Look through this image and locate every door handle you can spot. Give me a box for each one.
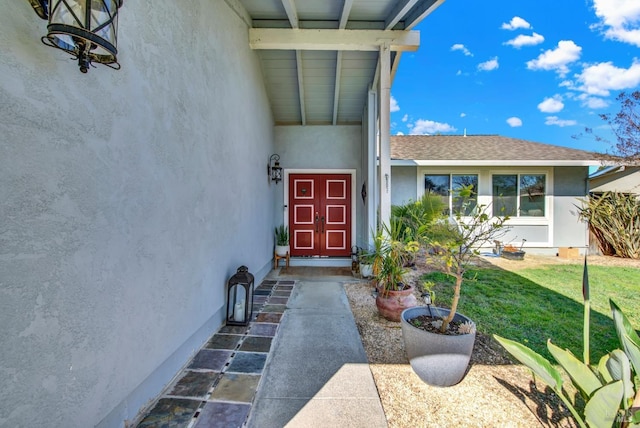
[321,216,325,233]
[315,212,319,233]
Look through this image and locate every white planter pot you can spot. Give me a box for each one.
[275,245,289,257]
[401,306,476,387]
[360,263,373,278]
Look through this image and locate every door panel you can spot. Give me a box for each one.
[289,174,351,257]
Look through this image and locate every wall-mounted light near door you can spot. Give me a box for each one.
[26,0,123,73]
[268,154,283,184]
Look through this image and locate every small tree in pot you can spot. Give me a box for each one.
[424,202,510,334]
[401,187,509,386]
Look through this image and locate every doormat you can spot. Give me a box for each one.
[278,266,354,277]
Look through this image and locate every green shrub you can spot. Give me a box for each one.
[391,192,446,241]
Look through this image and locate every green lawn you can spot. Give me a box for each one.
[421,263,640,361]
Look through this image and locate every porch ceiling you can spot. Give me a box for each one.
[234,0,445,126]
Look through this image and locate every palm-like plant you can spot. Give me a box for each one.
[275,224,289,246]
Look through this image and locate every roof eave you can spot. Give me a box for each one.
[391,159,609,167]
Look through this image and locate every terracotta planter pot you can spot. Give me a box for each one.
[375,284,418,322]
[401,306,476,387]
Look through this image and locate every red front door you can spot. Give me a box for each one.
[289,174,351,257]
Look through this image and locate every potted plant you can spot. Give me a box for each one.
[401,188,510,386]
[274,224,289,257]
[358,252,374,278]
[374,220,418,322]
[359,228,385,279]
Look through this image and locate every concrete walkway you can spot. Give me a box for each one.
[246,280,387,428]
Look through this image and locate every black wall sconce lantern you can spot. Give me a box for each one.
[27,0,123,73]
[268,154,283,184]
[226,266,255,326]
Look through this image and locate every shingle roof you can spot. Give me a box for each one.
[390,135,604,165]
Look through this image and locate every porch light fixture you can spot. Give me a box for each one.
[27,0,123,73]
[268,154,283,184]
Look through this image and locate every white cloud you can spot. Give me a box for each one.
[581,96,609,109]
[460,112,467,118]
[478,57,499,71]
[407,119,457,135]
[401,114,409,122]
[501,17,532,30]
[396,131,405,136]
[573,59,640,96]
[390,96,400,112]
[456,70,462,76]
[545,116,578,127]
[526,40,582,77]
[592,0,640,47]
[451,44,473,56]
[537,95,565,113]
[504,32,545,48]
[506,117,523,127]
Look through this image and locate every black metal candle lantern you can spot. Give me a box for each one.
[226,266,254,326]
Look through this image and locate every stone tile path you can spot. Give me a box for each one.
[135,279,294,428]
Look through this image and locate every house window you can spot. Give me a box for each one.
[492,174,546,217]
[424,175,449,210]
[424,174,478,215]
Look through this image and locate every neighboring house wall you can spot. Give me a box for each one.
[391,165,589,253]
[274,125,363,243]
[1,3,275,427]
[590,166,640,194]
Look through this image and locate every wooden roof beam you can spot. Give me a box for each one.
[249,29,420,51]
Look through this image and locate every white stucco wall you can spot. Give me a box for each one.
[391,166,418,206]
[1,2,275,427]
[553,166,590,250]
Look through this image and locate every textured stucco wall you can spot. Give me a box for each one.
[391,166,418,206]
[553,166,589,249]
[1,2,275,427]
[274,125,361,170]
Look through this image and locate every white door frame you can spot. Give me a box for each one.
[283,168,356,266]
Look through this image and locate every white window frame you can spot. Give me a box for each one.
[418,169,481,218]
[417,167,553,222]
[488,169,552,226]
[416,167,554,248]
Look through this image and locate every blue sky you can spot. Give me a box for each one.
[390,0,640,154]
